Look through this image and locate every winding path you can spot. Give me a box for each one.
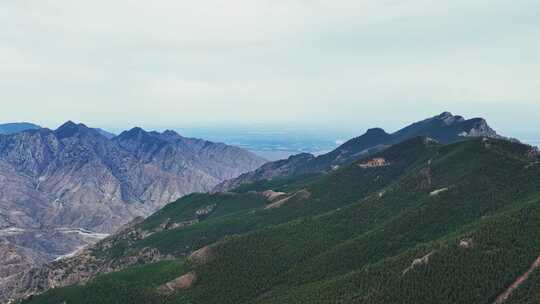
[494,256,540,304]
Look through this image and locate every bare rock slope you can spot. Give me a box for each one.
[0,121,265,293]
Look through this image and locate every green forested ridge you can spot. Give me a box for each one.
[23,137,540,304]
[94,137,431,261]
[24,260,189,304]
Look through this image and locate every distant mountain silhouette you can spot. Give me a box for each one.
[0,122,40,135]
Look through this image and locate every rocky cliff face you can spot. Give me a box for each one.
[0,121,266,297]
[214,112,509,192]
[4,234,169,302]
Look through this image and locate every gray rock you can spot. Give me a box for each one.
[0,121,266,301]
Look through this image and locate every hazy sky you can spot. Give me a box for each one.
[1,1,539,138]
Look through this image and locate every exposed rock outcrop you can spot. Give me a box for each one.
[189,246,214,266]
[459,238,474,249]
[261,190,286,201]
[195,204,217,217]
[157,271,197,295]
[264,189,311,210]
[0,122,266,302]
[402,252,434,275]
[430,188,449,196]
[358,157,389,168]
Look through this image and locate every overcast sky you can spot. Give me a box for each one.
[1,1,539,138]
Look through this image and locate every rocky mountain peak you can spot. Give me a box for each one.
[121,127,178,143]
[115,127,155,142]
[113,127,172,158]
[122,126,146,136]
[56,120,81,130]
[54,121,95,139]
[462,118,500,138]
[288,152,316,161]
[433,112,465,126]
[436,111,453,118]
[158,130,184,143]
[365,128,389,137]
[333,127,390,154]
[162,130,181,137]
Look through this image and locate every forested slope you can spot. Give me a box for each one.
[22,137,540,304]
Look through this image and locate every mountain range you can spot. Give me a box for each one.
[213,112,506,192]
[3,112,535,304]
[0,121,266,297]
[11,125,540,304]
[0,123,41,135]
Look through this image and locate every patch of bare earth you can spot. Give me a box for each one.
[493,256,540,304]
[402,251,434,275]
[358,157,389,169]
[430,187,448,196]
[459,238,474,249]
[188,246,214,265]
[157,271,197,295]
[264,196,292,209]
[261,190,286,201]
[264,189,311,210]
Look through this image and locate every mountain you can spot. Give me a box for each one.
[13,135,540,304]
[0,122,116,138]
[0,122,40,135]
[94,128,116,139]
[0,121,265,295]
[213,112,507,192]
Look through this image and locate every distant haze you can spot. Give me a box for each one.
[1,1,539,140]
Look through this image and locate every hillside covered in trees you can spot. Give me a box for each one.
[19,136,540,304]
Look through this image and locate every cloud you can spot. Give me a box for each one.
[0,0,539,135]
